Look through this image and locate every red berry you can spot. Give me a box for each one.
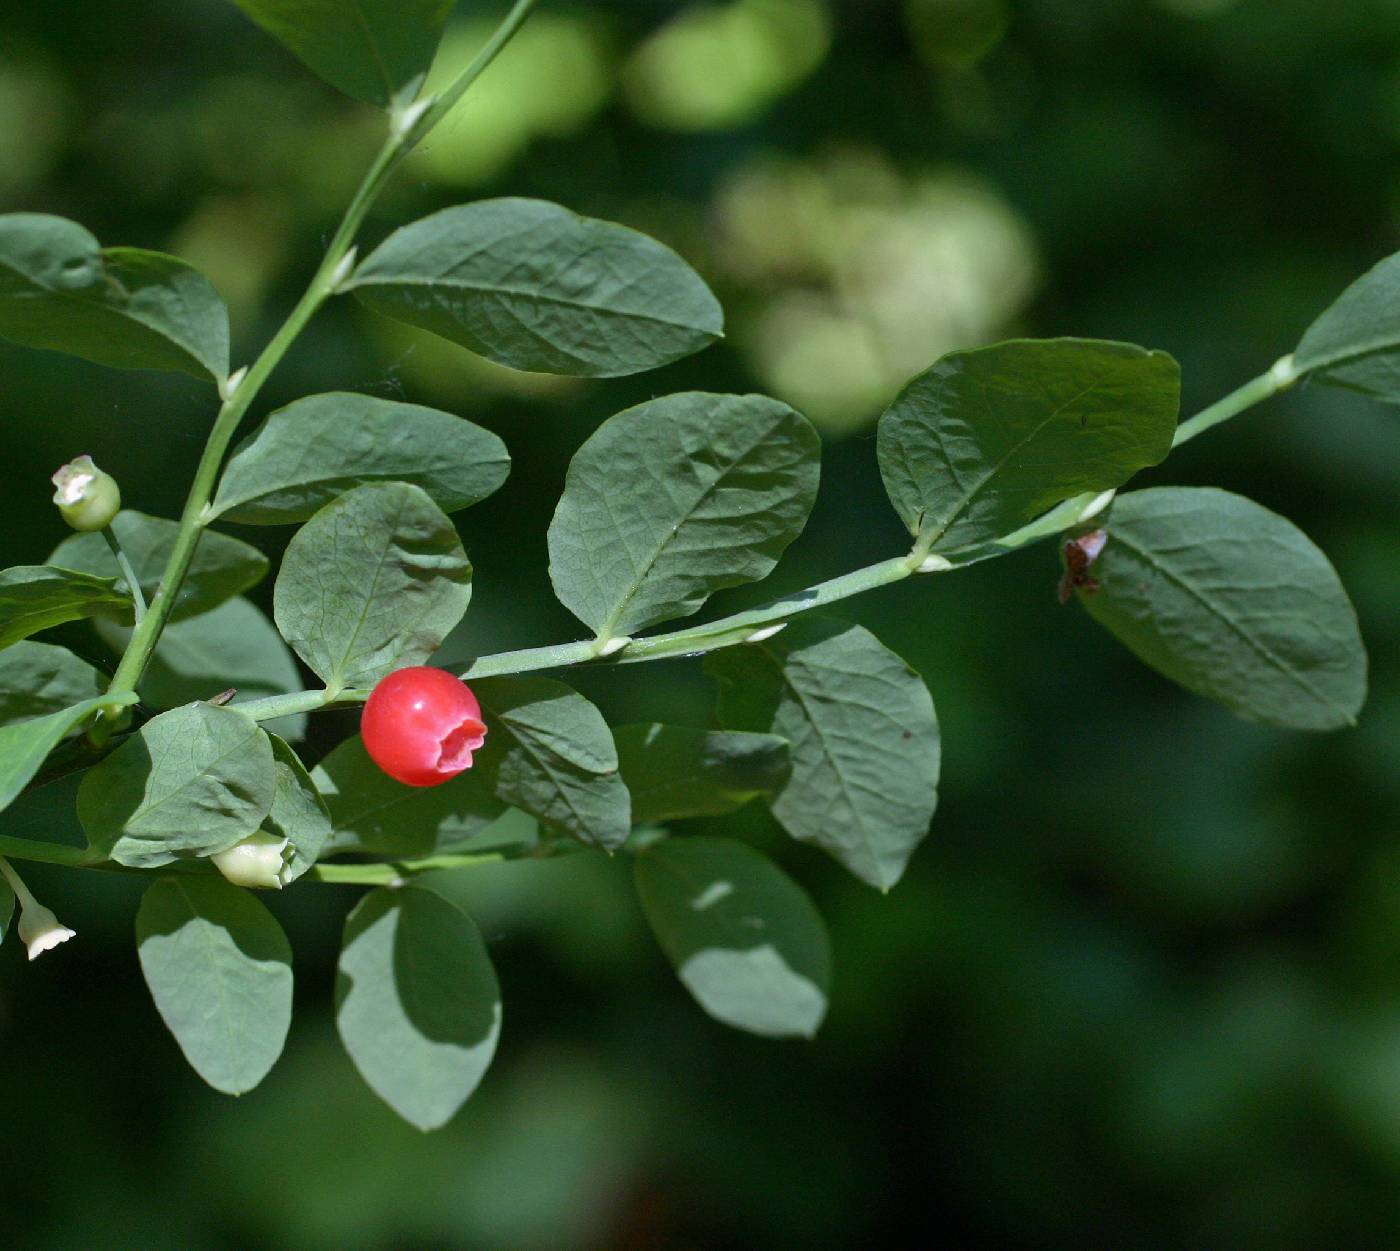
[361,667,487,788]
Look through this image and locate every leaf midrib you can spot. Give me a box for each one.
[354,271,713,337]
[597,411,789,638]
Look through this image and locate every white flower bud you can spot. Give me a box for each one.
[18,901,77,961]
[210,832,292,890]
[51,454,121,531]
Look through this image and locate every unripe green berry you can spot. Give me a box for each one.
[51,455,120,531]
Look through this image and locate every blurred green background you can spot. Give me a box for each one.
[3,0,1400,1246]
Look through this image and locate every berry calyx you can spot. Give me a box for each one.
[361,667,487,788]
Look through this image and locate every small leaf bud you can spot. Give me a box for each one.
[51,455,120,532]
[210,832,292,890]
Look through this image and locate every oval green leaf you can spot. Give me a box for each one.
[347,199,724,377]
[273,482,472,688]
[615,724,790,825]
[707,617,940,891]
[136,876,292,1094]
[50,511,268,623]
[96,596,308,741]
[211,392,510,525]
[634,836,831,1039]
[0,691,138,814]
[548,393,820,638]
[336,885,502,1131]
[1077,487,1367,730]
[78,702,277,867]
[0,641,107,727]
[0,214,228,381]
[877,338,1179,553]
[1294,252,1400,401]
[229,0,454,108]
[0,565,131,648]
[312,733,504,859]
[470,676,631,851]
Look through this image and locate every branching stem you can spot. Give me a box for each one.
[235,359,1294,726]
[103,0,541,702]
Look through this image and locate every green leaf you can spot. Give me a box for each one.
[96,596,308,741]
[471,676,631,851]
[0,214,229,381]
[211,392,510,525]
[1077,487,1367,730]
[877,338,1180,553]
[0,565,131,648]
[707,618,940,890]
[262,734,331,882]
[0,877,13,945]
[229,0,453,108]
[1294,252,1400,401]
[547,393,819,638]
[50,511,268,623]
[0,692,138,814]
[634,836,830,1039]
[347,199,724,377]
[274,482,471,688]
[0,641,106,727]
[312,734,504,859]
[136,876,292,1094]
[78,703,277,867]
[615,724,790,825]
[336,885,501,1130]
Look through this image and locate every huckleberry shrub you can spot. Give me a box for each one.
[0,0,1384,1127]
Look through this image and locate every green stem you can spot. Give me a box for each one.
[394,0,541,146]
[0,833,530,884]
[236,554,935,723]
[1171,354,1297,449]
[233,351,1299,722]
[306,850,513,885]
[0,855,40,907]
[104,3,540,701]
[102,526,146,622]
